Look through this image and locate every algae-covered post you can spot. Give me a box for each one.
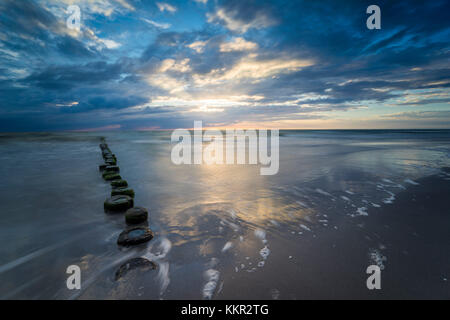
[104,194,134,212]
[117,226,154,246]
[111,179,128,188]
[102,172,121,181]
[104,165,120,173]
[111,187,135,198]
[98,138,154,248]
[125,207,148,224]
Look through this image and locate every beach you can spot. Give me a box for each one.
[0,130,449,299]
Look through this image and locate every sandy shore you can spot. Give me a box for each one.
[217,170,450,299]
[1,132,449,299]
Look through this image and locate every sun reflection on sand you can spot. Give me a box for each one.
[157,156,312,246]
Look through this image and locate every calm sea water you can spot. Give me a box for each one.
[0,130,449,299]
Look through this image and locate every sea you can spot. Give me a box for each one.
[0,129,449,299]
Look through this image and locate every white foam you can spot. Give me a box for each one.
[382,190,395,204]
[345,190,355,195]
[350,207,368,217]
[203,269,220,300]
[341,196,351,201]
[157,261,170,296]
[138,238,173,297]
[356,207,368,216]
[316,188,332,197]
[159,238,172,257]
[222,219,240,232]
[270,220,280,227]
[217,281,224,295]
[296,200,308,208]
[300,224,311,231]
[368,249,387,270]
[404,179,419,185]
[254,228,267,244]
[221,241,233,253]
[371,203,380,207]
[260,246,270,260]
[143,237,172,260]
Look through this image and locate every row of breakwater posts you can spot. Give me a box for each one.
[99,138,157,280]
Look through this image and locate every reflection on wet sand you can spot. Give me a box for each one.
[1,130,450,299]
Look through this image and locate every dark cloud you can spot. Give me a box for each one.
[0,0,449,130]
[56,36,96,58]
[0,0,58,41]
[209,0,279,33]
[0,0,104,62]
[77,95,149,112]
[24,61,124,89]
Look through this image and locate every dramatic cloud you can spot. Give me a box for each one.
[142,18,171,30]
[207,2,278,33]
[156,2,177,13]
[0,0,449,131]
[219,37,258,52]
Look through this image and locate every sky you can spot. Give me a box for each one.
[0,0,449,131]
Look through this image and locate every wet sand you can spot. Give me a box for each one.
[1,131,449,299]
[356,171,450,299]
[218,171,450,299]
